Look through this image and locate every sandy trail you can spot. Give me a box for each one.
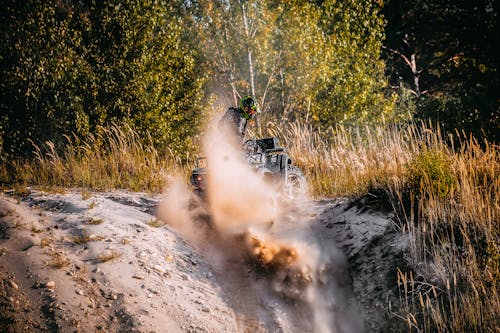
[0,190,239,332]
[181,196,364,333]
[1,187,407,332]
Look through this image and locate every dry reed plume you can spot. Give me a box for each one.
[1,118,497,331]
[2,123,185,192]
[260,120,498,332]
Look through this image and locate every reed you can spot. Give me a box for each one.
[395,135,499,332]
[262,120,421,197]
[261,120,498,332]
[1,123,189,192]
[1,118,498,331]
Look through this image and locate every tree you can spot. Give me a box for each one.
[78,0,207,155]
[0,0,84,155]
[191,1,277,108]
[0,0,207,157]
[382,0,499,141]
[310,0,395,127]
[190,0,396,131]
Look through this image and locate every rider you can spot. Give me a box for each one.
[221,95,257,141]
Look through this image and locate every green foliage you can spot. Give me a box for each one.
[0,1,81,155]
[4,123,179,192]
[407,147,455,198]
[191,0,396,130]
[392,83,417,123]
[0,0,207,159]
[416,93,499,143]
[310,0,396,127]
[76,1,207,156]
[382,0,499,142]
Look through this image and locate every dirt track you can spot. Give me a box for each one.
[0,189,409,332]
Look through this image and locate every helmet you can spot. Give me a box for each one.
[240,95,256,111]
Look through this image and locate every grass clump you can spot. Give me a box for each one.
[30,224,43,233]
[81,189,92,200]
[146,219,164,228]
[407,147,455,198]
[97,250,122,263]
[48,254,70,268]
[73,231,103,244]
[40,238,51,248]
[87,218,104,225]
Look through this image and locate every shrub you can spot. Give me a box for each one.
[407,147,455,198]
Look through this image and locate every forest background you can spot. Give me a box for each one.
[1,0,498,162]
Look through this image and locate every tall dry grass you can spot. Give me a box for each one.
[1,118,498,331]
[264,120,423,197]
[262,120,499,332]
[395,136,499,333]
[1,124,186,192]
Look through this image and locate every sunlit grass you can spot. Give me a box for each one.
[73,233,104,244]
[260,120,498,332]
[97,249,122,263]
[146,218,164,228]
[262,120,420,197]
[87,218,104,225]
[395,136,499,333]
[1,123,189,192]
[47,253,70,269]
[1,119,498,332]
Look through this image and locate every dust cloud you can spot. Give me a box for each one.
[158,117,362,333]
[158,177,207,244]
[204,124,280,234]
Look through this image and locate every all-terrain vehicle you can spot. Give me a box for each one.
[190,137,306,199]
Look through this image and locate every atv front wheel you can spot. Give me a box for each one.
[284,166,306,198]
